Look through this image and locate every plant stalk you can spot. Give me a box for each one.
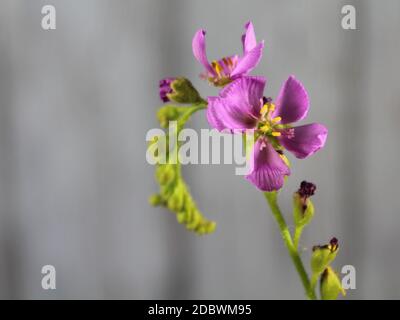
[264,191,316,300]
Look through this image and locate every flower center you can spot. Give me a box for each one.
[209,56,238,86]
[258,99,283,137]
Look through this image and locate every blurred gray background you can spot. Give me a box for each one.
[0,0,399,299]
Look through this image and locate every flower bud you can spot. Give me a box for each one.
[176,211,186,224]
[294,181,316,221]
[159,77,203,104]
[148,193,163,206]
[155,165,176,186]
[311,237,339,275]
[167,186,185,212]
[320,266,346,300]
[293,191,314,228]
[156,105,180,128]
[196,220,217,235]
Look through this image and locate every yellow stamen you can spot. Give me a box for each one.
[327,243,338,252]
[279,154,290,167]
[222,57,232,67]
[260,125,270,133]
[212,60,222,77]
[268,103,276,112]
[272,116,282,124]
[260,104,269,115]
[271,131,281,137]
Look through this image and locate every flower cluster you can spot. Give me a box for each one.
[158,22,328,193]
[152,21,346,300]
[149,105,216,235]
[193,21,328,192]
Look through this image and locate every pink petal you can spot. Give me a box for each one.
[273,75,309,124]
[278,123,328,159]
[245,139,290,192]
[207,76,266,131]
[230,41,264,78]
[192,29,215,75]
[242,21,257,54]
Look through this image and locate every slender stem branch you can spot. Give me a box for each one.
[177,103,207,128]
[293,226,303,250]
[264,192,316,300]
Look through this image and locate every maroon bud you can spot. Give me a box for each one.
[298,181,316,199]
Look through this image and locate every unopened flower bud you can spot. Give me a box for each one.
[311,237,339,275]
[176,211,186,224]
[157,105,180,128]
[167,186,185,212]
[155,165,176,185]
[148,193,163,206]
[196,220,217,235]
[159,77,203,104]
[298,180,316,198]
[320,266,346,300]
[293,191,314,228]
[293,181,316,248]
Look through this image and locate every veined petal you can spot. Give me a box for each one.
[245,139,290,192]
[219,76,266,113]
[192,29,215,75]
[207,96,258,131]
[230,41,264,78]
[206,76,266,131]
[279,123,328,159]
[206,97,234,131]
[242,21,257,54]
[273,75,309,124]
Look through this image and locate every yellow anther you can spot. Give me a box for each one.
[272,116,282,124]
[260,104,269,115]
[260,125,270,133]
[271,131,281,137]
[327,243,338,253]
[212,60,222,77]
[269,103,276,112]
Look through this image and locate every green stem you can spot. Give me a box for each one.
[264,191,316,300]
[293,226,303,250]
[310,273,319,293]
[177,103,207,128]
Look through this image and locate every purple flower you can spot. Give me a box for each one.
[206,76,328,192]
[192,21,264,87]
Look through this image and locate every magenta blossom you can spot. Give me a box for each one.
[192,21,264,87]
[207,76,328,191]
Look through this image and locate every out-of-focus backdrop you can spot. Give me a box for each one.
[0,0,399,299]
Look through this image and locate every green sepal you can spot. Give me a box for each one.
[167,77,204,105]
[320,266,346,300]
[311,241,339,276]
[293,192,315,229]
